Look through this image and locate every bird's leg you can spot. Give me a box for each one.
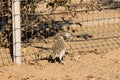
[48,55,56,63]
[59,56,65,65]
[56,57,61,63]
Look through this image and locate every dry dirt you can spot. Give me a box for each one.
[0,49,120,80]
[0,2,120,80]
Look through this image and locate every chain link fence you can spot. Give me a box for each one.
[0,0,120,66]
[0,0,13,66]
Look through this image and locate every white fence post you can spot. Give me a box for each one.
[12,0,21,65]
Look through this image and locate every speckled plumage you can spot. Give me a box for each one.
[50,35,66,60]
[49,32,73,63]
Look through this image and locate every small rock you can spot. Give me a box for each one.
[74,55,81,62]
[8,75,12,79]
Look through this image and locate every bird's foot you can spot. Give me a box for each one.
[60,61,65,65]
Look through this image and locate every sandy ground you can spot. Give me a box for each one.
[0,2,120,80]
[0,49,120,80]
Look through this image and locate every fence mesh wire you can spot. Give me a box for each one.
[0,0,120,66]
[0,0,13,66]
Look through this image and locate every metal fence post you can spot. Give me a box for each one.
[12,0,21,65]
